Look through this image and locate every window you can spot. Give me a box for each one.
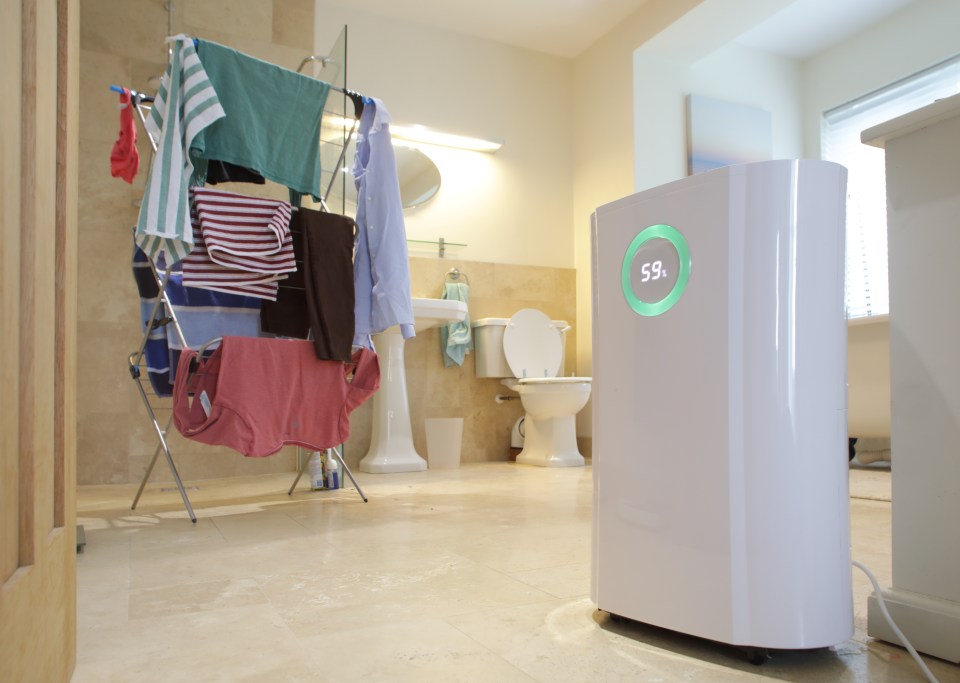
[821,55,960,319]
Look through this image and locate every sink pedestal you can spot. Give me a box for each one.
[359,298,467,474]
[358,329,427,473]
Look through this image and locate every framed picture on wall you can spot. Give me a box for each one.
[686,94,772,175]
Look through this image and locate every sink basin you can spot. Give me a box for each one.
[359,297,469,474]
[412,297,468,332]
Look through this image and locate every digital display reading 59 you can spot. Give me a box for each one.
[640,259,667,283]
[621,224,690,317]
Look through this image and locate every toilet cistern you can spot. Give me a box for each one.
[358,298,468,474]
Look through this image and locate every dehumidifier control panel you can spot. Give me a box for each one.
[620,223,690,316]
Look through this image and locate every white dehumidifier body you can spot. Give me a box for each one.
[590,159,853,650]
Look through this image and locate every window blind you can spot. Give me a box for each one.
[821,54,960,319]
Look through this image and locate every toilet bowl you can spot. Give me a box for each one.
[473,309,592,467]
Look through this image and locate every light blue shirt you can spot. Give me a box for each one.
[352,97,415,348]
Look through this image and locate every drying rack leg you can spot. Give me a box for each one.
[287,447,368,503]
[158,445,197,523]
[331,447,367,503]
[131,416,169,509]
[288,448,310,496]
[128,359,197,523]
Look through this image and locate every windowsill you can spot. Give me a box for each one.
[847,313,889,327]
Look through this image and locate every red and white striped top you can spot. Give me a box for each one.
[182,187,296,300]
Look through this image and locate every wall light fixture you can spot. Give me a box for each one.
[326,116,502,153]
[389,124,502,153]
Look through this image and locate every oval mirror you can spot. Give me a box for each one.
[394,146,442,208]
[339,145,441,210]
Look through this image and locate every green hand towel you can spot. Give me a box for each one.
[440,282,472,367]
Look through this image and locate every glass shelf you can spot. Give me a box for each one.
[407,238,466,258]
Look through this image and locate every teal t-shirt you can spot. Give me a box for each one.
[192,40,330,201]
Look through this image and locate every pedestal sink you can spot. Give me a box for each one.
[359,298,468,473]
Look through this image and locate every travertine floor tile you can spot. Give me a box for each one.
[73,464,959,683]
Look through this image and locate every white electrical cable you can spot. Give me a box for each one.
[852,560,940,683]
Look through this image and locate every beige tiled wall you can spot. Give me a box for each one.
[77,0,314,485]
[76,1,581,484]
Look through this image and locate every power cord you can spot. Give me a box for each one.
[852,560,940,683]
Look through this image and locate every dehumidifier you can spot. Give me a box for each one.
[590,159,852,655]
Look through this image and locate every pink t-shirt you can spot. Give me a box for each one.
[173,337,379,457]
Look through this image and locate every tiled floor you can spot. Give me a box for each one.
[74,463,958,682]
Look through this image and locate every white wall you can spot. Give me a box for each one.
[632,44,803,194]
[848,319,891,437]
[313,2,575,268]
[801,0,960,160]
[801,0,960,437]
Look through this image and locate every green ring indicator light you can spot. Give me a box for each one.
[621,224,690,316]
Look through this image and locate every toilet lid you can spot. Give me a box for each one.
[503,308,562,379]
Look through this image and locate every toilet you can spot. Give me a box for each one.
[473,309,592,467]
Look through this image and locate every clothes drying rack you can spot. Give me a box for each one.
[121,63,369,523]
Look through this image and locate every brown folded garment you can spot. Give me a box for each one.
[260,208,356,362]
[259,227,309,338]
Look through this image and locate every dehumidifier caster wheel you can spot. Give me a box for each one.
[743,647,769,665]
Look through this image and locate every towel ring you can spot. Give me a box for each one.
[445,267,469,285]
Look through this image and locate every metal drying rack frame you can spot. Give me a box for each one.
[115,42,370,522]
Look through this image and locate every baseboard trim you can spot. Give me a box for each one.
[867,587,960,663]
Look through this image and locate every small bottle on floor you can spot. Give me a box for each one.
[308,452,325,490]
[325,452,340,490]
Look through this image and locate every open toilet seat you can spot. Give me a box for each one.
[503,308,563,379]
